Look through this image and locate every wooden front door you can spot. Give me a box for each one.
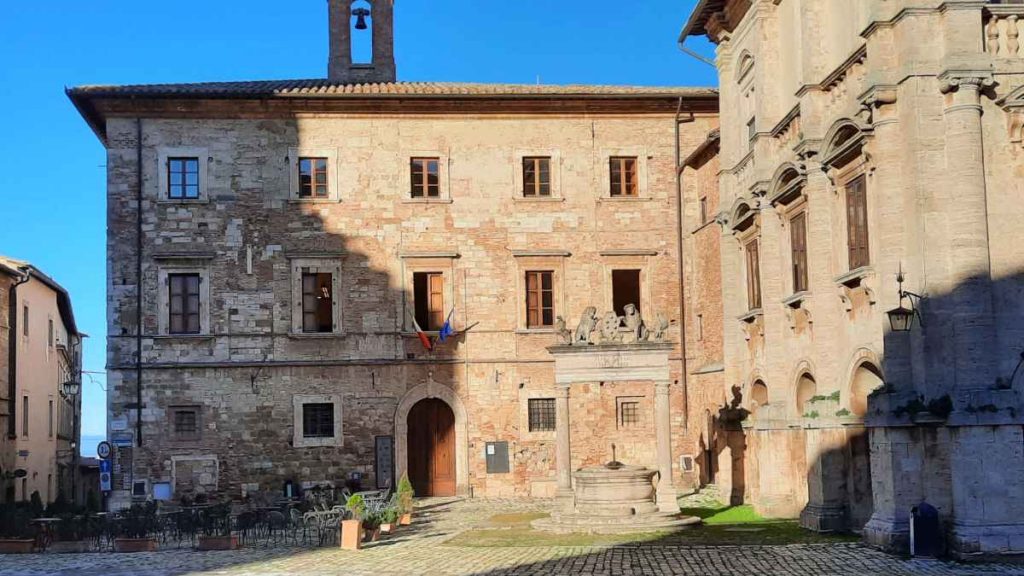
[407,398,456,497]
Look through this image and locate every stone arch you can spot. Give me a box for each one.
[729,197,758,233]
[844,347,885,417]
[820,118,869,169]
[795,371,818,417]
[749,380,769,414]
[768,162,807,204]
[395,381,470,496]
[735,50,755,84]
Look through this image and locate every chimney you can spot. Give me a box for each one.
[328,0,397,84]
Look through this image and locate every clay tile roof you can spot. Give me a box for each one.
[66,79,717,99]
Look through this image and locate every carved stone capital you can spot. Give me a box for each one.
[938,72,995,96]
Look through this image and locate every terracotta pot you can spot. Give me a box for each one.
[399,513,412,526]
[113,537,158,553]
[198,535,239,551]
[0,539,35,554]
[380,523,395,535]
[340,519,362,550]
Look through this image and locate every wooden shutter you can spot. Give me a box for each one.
[525,271,554,328]
[428,273,444,330]
[846,176,869,269]
[790,212,808,293]
[746,240,762,310]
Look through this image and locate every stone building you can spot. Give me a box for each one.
[0,257,83,504]
[69,1,719,507]
[681,0,1024,559]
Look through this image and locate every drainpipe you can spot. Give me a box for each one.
[7,268,30,440]
[675,98,696,430]
[135,117,144,448]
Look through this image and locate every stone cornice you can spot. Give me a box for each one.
[796,45,868,98]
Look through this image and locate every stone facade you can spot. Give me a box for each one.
[682,0,1024,560]
[71,3,719,507]
[0,265,13,503]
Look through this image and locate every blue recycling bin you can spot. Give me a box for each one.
[911,501,940,557]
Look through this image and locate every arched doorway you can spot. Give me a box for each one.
[406,398,456,497]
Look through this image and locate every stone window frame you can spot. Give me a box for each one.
[511,251,568,333]
[157,147,210,204]
[616,395,646,430]
[399,253,458,334]
[597,147,650,201]
[732,208,763,320]
[292,394,343,448]
[288,147,341,203]
[169,405,202,443]
[780,197,810,300]
[600,253,654,326]
[519,390,557,440]
[156,263,211,337]
[512,149,564,202]
[288,257,343,336]
[401,149,452,204]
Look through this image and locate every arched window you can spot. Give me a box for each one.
[750,380,768,414]
[351,0,373,64]
[796,373,817,416]
[850,363,884,417]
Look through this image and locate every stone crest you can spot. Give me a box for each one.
[563,304,670,346]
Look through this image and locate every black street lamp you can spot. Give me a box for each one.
[886,265,925,332]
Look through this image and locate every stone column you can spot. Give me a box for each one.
[555,383,573,500]
[937,72,996,391]
[655,380,681,513]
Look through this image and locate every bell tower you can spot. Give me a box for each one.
[327,0,396,84]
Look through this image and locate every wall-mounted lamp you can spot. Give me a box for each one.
[886,264,925,332]
[60,380,81,399]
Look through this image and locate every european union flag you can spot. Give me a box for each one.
[438,309,456,343]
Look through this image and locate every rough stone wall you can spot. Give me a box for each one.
[694,0,1024,557]
[104,111,718,501]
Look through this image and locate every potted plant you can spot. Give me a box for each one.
[379,507,399,535]
[396,473,415,526]
[0,503,36,554]
[49,512,92,553]
[340,494,365,550]
[197,502,238,551]
[362,511,381,542]
[113,502,160,552]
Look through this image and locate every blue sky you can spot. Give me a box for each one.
[0,1,717,440]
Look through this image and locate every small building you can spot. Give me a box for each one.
[0,257,83,504]
[69,1,720,508]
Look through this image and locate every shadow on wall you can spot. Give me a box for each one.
[138,114,461,501]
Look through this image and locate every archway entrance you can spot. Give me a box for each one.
[406,398,455,497]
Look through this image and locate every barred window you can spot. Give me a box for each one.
[618,399,641,429]
[171,407,200,442]
[303,403,335,439]
[528,398,556,432]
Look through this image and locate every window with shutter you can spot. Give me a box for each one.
[745,239,762,310]
[525,271,554,328]
[790,211,808,293]
[301,272,334,333]
[168,273,201,334]
[846,176,869,270]
[413,272,444,330]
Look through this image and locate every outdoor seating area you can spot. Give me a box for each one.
[0,476,415,554]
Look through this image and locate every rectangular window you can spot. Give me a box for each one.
[22,396,28,437]
[697,314,704,341]
[301,272,334,333]
[22,305,28,337]
[302,403,335,438]
[48,319,54,347]
[525,271,554,328]
[168,273,201,335]
[167,157,200,200]
[745,239,762,310]
[528,398,556,432]
[410,157,441,198]
[48,400,53,438]
[609,157,638,197]
[791,211,809,293]
[747,117,756,146]
[846,175,870,270]
[699,196,708,225]
[413,272,444,331]
[612,269,642,320]
[171,407,200,441]
[619,400,641,428]
[298,157,329,199]
[522,157,551,197]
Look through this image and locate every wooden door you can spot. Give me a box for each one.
[406,399,456,497]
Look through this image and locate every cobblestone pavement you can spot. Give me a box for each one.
[2,499,1023,576]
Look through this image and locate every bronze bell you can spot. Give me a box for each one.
[352,7,370,30]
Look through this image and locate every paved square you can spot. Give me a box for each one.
[1,499,1022,575]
